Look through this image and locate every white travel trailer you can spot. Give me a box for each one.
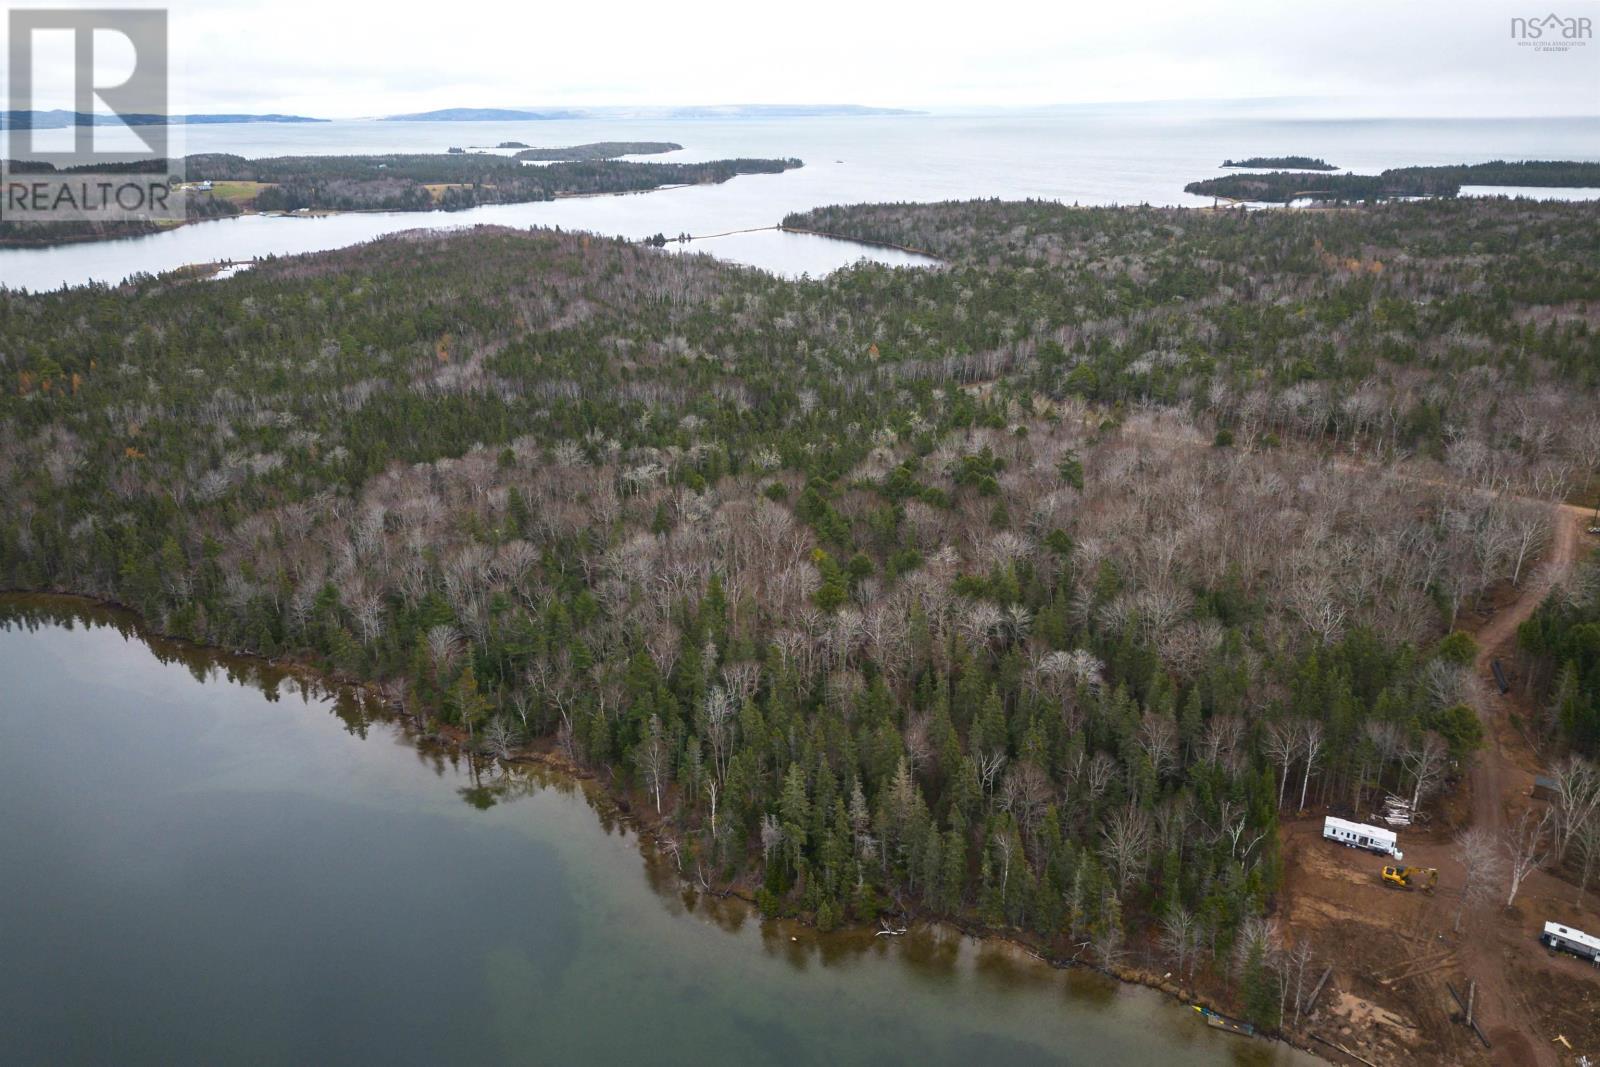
[1322,816,1402,860]
[1542,921,1600,964]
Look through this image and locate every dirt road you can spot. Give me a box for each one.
[1469,503,1589,834]
[1458,502,1592,1067]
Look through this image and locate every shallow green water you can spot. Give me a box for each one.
[0,599,1313,1065]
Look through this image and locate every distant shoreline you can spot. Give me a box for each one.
[0,110,325,129]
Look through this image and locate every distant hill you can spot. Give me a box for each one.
[0,110,325,128]
[383,108,584,122]
[631,105,921,118]
[385,104,921,122]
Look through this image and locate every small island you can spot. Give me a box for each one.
[513,141,683,161]
[1221,156,1336,170]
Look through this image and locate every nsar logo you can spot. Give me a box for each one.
[1510,12,1593,50]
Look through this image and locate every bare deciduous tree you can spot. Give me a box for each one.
[1233,915,1281,985]
[905,712,935,780]
[1507,507,1551,587]
[1403,732,1449,813]
[700,685,737,788]
[759,813,784,862]
[1100,804,1153,890]
[426,623,462,669]
[1000,761,1053,844]
[1291,576,1347,645]
[1161,903,1200,980]
[991,827,1019,902]
[1137,712,1179,783]
[1502,806,1554,908]
[1455,826,1504,932]
[1199,714,1244,772]
[1548,754,1600,862]
[976,748,1008,802]
[639,714,671,814]
[704,778,720,844]
[1287,938,1315,1028]
[1363,720,1402,795]
[1264,720,1298,810]
[482,716,515,760]
[1298,720,1325,812]
[1084,750,1117,806]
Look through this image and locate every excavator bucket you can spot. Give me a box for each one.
[1380,865,1438,891]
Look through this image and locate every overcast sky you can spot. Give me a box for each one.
[6,0,1597,117]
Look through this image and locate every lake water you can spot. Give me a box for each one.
[0,598,1312,1066]
[2,111,1596,291]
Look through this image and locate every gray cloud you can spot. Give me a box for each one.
[5,0,1594,117]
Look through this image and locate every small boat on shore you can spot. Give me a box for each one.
[1194,1006,1255,1037]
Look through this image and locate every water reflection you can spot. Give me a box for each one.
[0,594,1308,1067]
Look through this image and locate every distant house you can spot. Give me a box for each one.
[1532,775,1559,802]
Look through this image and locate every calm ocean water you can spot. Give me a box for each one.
[2,111,1597,291]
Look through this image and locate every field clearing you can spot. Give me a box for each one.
[202,180,273,204]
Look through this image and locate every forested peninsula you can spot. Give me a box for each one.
[3,197,1598,1044]
[1186,159,1600,202]
[0,152,800,246]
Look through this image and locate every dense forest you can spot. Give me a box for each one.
[1222,157,1335,170]
[1519,557,1600,756]
[512,142,683,161]
[1186,159,1600,202]
[2,197,1597,1029]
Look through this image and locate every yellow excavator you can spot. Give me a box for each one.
[1381,865,1438,892]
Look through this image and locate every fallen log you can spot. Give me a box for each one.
[1309,1032,1381,1067]
[1445,981,1492,1049]
[1379,950,1456,986]
[1302,965,1334,1015]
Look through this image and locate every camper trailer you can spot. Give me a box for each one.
[1542,922,1600,964]
[1322,816,1402,860]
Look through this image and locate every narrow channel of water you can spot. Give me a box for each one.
[0,596,1311,1066]
[0,184,936,293]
